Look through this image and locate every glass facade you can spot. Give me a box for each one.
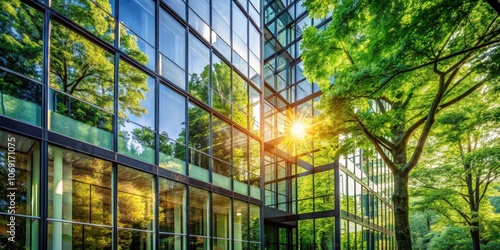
[262,0,395,249]
[0,0,394,249]
[0,0,262,248]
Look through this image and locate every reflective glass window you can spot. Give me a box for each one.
[48,145,112,249]
[188,34,210,104]
[159,85,185,142]
[0,2,43,81]
[118,118,155,164]
[159,178,186,236]
[189,187,210,248]
[1,69,42,126]
[213,193,231,248]
[249,204,260,242]
[0,131,40,219]
[233,200,248,242]
[118,166,154,249]
[52,0,115,44]
[50,21,114,111]
[232,3,248,43]
[212,55,232,117]
[160,9,186,88]
[118,60,155,129]
[119,0,155,68]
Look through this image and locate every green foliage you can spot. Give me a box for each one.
[428,226,472,250]
[302,0,500,248]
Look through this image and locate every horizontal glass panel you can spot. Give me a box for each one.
[118,229,154,249]
[160,234,186,250]
[48,221,112,249]
[234,168,248,195]
[0,70,42,126]
[49,90,113,150]
[0,2,43,81]
[160,55,186,89]
[159,136,186,174]
[212,158,231,190]
[118,119,155,164]
[188,148,210,183]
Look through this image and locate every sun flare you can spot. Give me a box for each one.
[291,122,307,138]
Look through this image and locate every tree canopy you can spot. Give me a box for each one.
[301,0,500,249]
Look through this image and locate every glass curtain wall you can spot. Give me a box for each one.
[0,0,263,248]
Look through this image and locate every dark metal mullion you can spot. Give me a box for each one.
[154,0,160,248]
[334,160,341,250]
[112,0,120,248]
[39,2,51,248]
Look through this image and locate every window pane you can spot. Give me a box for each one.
[160,9,186,68]
[48,145,112,224]
[159,179,186,234]
[189,187,209,236]
[0,69,42,126]
[188,103,210,153]
[119,0,155,44]
[117,166,154,230]
[232,3,247,43]
[212,117,231,163]
[52,0,115,44]
[118,229,154,250]
[212,56,232,117]
[48,222,112,249]
[249,204,260,242]
[160,234,187,250]
[0,2,43,81]
[118,119,155,164]
[233,200,248,241]
[50,21,114,111]
[159,136,187,174]
[0,215,38,249]
[159,84,185,142]
[119,0,155,68]
[233,128,247,170]
[212,194,231,240]
[188,34,210,105]
[119,60,155,129]
[50,90,113,150]
[0,131,40,216]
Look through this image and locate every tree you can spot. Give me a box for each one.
[301,0,500,249]
[411,90,500,249]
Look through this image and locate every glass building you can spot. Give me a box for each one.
[0,0,394,249]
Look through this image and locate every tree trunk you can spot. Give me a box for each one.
[470,224,481,250]
[393,172,412,250]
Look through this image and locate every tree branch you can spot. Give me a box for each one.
[354,115,397,172]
